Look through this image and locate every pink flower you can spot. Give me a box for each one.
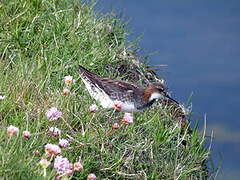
[54,156,72,174]
[68,137,74,143]
[63,88,70,96]
[112,123,120,130]
[87,173,97,180]
[45,144,61,157]
[0,95,5,100]
[59,139,69,147]
[49,127,61,137]
[64,75,74,86]
[46,107,62,121]
[34,150,41,156]
[39,159,50,168]
[89,104,98,112]
[7,125,19,136]
[73,162,83,172]
[122,113,134,124]
[114,100,123,111]
[22,130,31,139]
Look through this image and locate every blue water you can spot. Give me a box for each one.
[97,0,240,179]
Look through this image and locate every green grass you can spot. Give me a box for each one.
[0,0,214,179]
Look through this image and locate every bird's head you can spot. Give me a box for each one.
[144,82,178,104]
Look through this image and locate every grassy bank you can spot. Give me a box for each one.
[0,0,213,179]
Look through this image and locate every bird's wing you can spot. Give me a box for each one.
[78,66,143,106]
[97,78,143,103]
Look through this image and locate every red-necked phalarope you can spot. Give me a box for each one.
[78,66,178,113]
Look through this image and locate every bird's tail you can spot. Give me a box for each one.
[78,65,94,75]
[78,65,100,80]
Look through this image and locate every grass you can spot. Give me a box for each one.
[0,0,214,179]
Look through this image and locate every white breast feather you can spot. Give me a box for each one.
[81,77,138,112]
[149,92,164,101]
[121,102,137,113]
[81,78,114,108]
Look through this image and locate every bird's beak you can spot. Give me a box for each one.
[165,94,179,104]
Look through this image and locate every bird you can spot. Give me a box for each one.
[78,65,178,113]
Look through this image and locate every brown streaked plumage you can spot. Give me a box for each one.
[78,66,178,112]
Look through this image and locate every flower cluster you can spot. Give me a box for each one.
[49,127,61,137]
[40,124,85,177]
[112,123,120,129]
[122,113,134,124]
[59,139,69,147]
[63,88,70,96]
[7,125,19,136]
[46,107,62,121]
[3,73,117,179]
[7,125,32,139]
[64,75,74,86]
[34,150,41,156]
[52,155,84,176]
[22,130,31,139]
[5,74,138,179]
[89,104,98,113]
[62,75,75,96]
[73,162,83,172]
[45,144,61,157]
[87,173,97,180]
[54,156,73,174]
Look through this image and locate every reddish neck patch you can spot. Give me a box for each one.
[143,86,154,102]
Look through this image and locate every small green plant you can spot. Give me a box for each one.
[0,0,214,179]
